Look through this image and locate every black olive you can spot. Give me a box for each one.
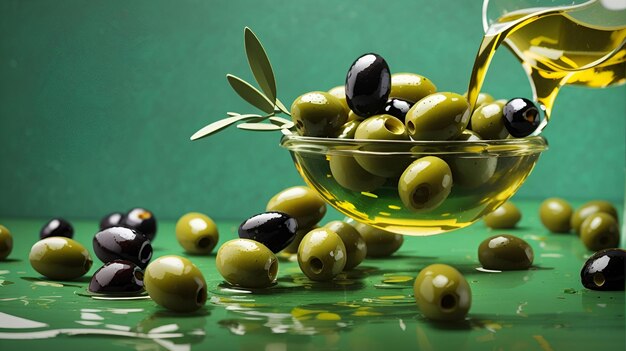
[40,218,74,239]
[502,97,541,137]
[238,212,298,253]
[89,260,144,295]
[345,53,391,117]
[100,212,124,231]
[120,208,157,241]
[580,248,625,291]
[93,227,153,268]
[383,98,413,122]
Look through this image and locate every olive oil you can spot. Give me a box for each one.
[467,3,626,132]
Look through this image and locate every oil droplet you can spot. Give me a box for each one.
[361,192,378,199]
[316,312,341,321]
[382,275,413,284]
[388,205,401,210]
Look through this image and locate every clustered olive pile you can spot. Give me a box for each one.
[290,53,541,212]
[482,198,623,291]
[214,186,403,288]
[0,198,621,319]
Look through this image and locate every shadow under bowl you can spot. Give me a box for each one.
[280,135,547,236]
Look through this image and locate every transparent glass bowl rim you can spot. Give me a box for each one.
[280,135,548,157]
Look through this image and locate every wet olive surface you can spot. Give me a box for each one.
[0,200,623,351]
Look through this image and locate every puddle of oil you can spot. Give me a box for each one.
[74,290,150,301]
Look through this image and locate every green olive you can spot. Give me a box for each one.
[336,120,360,139]
[464,92,495,111]
[353,222,403,258]
[323,221,367,270]
[390,73,437,103]
[291,91,348,137]
[405,92,471,140]
[0,225,13,261]
[283,227,315,254]
[216,239,278,288]
[469,101,509,140]
[539,198,573,233]
[266,186,327,229]
[354,114,409,141]
[413,264,471,321]
[483,202,521,229]
[175,212,219,255]
[144,255,207,312]
[297,228,347,281]
[353,114,410,177]
[329,154,386,192]
[398,156,452,212]
[478,234,534,270]
[327,85,350,113]
[571,201,618,235]
[447,131,497,189]
[29,237,93,280]
[580,213,620,251]
[348,110,365,122]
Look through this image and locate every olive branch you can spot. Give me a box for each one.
[190,27,293,141]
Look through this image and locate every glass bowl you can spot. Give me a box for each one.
[281,135,547,236]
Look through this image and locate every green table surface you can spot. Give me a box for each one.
[0,200,624,351]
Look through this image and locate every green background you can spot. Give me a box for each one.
[0,0,624,221]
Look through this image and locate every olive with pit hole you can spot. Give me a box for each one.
[175,212,219,255]
[580,248,625,291]
[354,114,410,177]
[413,264,471,322]
[398,156,453,212]
[120,207,157,242]
[297,228,347,281]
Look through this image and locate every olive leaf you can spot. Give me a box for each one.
[244,27,277,104]
[237,122,283,131]
[275,98,290,116]
[226,74,275,114]
[190,114,263,140]
[268,116,294,130]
